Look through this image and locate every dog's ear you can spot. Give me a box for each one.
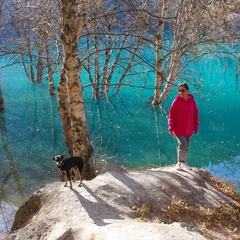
[61,154,65,160]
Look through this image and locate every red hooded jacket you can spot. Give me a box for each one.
[168,94,199,136]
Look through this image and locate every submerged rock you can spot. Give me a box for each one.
[3,164,240,240]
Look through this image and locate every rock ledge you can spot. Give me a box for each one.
[3,164,240,240]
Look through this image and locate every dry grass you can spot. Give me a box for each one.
[133,170,240,240]
[200,170,240,201]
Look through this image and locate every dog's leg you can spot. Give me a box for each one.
[66,171,72,189]
[72,167,78,182]
[79,174,83,187]
[60,170,68,187]
[72,167,82,187]
[62,172,68,187]
[77,168,83,187]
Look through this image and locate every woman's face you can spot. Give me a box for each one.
[178,86,188,98]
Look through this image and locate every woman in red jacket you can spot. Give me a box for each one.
[168,83,199,170]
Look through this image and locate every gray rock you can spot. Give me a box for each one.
[3,165,239,240]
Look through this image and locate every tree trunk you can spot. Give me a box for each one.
[0,84,4,109]
[45,41,55,95]
[159,1,191,103]
[116,37,139,93]
[28,43,35,82]
[36,44,44,82]
[159,50,180,103]
[102,33,111,94]
[93,24,100,97]
[58,70,73,156]
[86,36,99,97]
[152,0,169,106]
[60,0,94,179]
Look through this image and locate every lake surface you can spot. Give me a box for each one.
[0,54,239,236]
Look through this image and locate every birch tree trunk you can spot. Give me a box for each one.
[93,30,100,97]
[152,0,169,106]
[159,1,193,103]
[59,0,94,179]
[58,70,73,156]
[102,34,111,94]
[159,50,180,103]
[116,37,139,93]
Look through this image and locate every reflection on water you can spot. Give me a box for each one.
[0,202,18,237]
[0,55,240,237]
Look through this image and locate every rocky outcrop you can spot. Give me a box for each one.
[3,164,240,240]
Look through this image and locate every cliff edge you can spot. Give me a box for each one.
[3,164,240,240]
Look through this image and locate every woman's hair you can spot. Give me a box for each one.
[178,83,189,90]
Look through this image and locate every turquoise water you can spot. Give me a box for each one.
[0,55,240,236]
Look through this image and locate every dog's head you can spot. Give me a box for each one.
[52,154,65,167]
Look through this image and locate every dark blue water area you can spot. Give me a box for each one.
[0,54,240,236]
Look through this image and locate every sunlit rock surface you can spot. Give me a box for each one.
[3,164,240,240]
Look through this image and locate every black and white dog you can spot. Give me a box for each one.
[52,154,84,189]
